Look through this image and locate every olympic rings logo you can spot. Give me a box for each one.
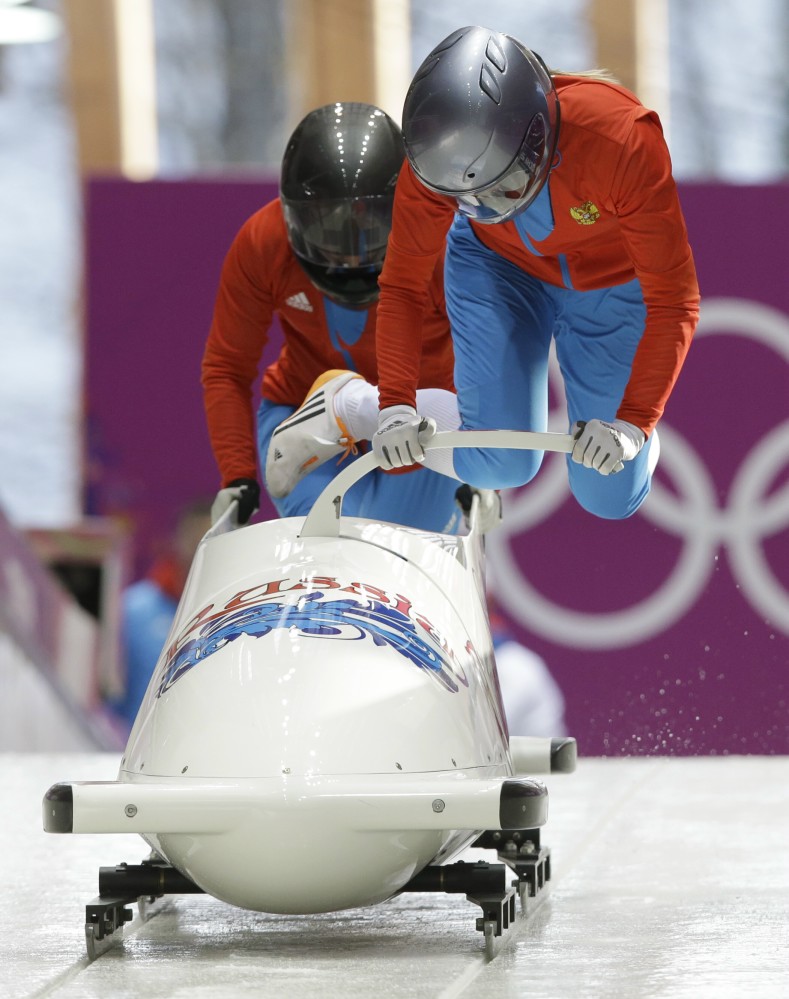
[487,298,789,648]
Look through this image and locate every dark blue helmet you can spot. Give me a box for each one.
[280,102,404,306]
[403,26,560,224]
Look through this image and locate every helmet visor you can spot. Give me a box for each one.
[454,113,549,225]
[282,193,394,268]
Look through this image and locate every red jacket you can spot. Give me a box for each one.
[202,199,454,485]
[376,75,700,436]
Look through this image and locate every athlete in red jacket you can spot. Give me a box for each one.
[370,26,700,520]
[202,102,487,534]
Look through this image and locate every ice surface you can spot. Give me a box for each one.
[2,754,787,999]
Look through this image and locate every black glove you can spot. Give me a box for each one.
[455,484,503,534]
[211,478,260,526]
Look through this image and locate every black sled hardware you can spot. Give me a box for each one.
[84,857,205,960]
[473,826,551,911]
[80,840,550,962]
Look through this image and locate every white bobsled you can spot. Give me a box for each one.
[44,431,576,957]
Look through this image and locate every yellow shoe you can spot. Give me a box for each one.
[265,370,362,498]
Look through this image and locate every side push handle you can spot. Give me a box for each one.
[199,499,240,545]
[299,429,574,539]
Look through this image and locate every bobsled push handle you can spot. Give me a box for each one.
[299,429,574,539]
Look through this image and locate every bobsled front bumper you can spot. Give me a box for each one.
[43,774,547,836]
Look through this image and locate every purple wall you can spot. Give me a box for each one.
[84,178,282,571]
[489,185,789,756]
[85,179,789,756]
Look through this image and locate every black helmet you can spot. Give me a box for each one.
[403,26,560,224]
[280,102,404,306]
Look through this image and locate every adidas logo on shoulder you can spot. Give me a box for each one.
[285,292,313,312]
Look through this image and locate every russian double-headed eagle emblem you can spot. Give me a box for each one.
[570,201,600,225]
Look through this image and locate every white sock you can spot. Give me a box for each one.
[334,381,461,480]
[334,378,379,439]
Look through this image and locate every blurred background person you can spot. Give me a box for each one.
[110,499,212,729]
[489,596,567,737]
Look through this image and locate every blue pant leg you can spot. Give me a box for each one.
[257,401,461,531]
[553,279,654,519]
[357,467,462,533]
[444,217,555,489]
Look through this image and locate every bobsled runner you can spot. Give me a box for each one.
[43,430,577,960]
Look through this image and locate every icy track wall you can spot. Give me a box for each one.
[0,506,104,750]
[83,180,789,758]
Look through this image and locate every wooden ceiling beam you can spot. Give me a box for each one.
[62,0,157,177]
[285,0,410,128]
[589,0,670,127]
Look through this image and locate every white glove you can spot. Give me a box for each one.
[372,405,437,469]
[571,419,645,475]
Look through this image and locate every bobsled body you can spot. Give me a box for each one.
[119,515,510,912]
[45,433,576,927]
